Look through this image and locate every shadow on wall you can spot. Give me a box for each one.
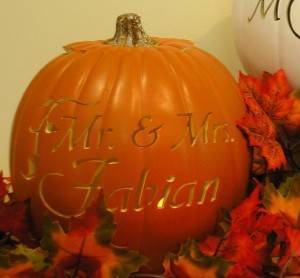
[195,16,244,78]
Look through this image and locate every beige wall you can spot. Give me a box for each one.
[0,0,242,174]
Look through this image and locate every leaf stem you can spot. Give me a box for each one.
[72,236,87,278]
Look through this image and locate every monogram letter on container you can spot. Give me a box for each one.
[11,14,250,270]
[233,0,300,88]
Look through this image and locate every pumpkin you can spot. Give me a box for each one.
[10,14,250,272]
[233,0,300,88]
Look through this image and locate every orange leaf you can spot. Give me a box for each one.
[220,231,264,273]
[238,72,287,170]
[286,228,300,257]
[198,236,221,257]
[163,240,228,278]
[225,264,258,278]
[260,70,294,123]
[0,262,35,278]
[43,197,146,277]
[230,186,261,232]
[263,176,300,226]
[239,70,294,124]
[164,256,219,278]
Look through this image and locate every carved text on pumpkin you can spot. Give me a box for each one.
[22,98,236,180]
[132,116,164,148]
[37,159,220,218]
[23,98,102,180]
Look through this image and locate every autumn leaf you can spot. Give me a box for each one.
[286,227,300,257]
[225,264,258,278]
[238,72,287,170]
[0,262,35,277]
[0,199,36,247]
[163,240,228,278]
[277,228,300,277]
[198,236,222,257]
[239,70,294,124]
[230,185,261,232]
[252,212,291,246]
[263,174,300,226]
[42,196,147,278]
[220,231,264,275]
[237,105,287,170]
[252,147,267,175]
[285,90,300,133]
[0,244,48,277]
[260,70,294,123]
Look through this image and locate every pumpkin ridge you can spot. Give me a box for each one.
[67,49,109,139]
[11,54,80,201]
[32,51,104,212]
[185,49,249,200]
[97,47,127,145]
[187,51,239,196]
[158,47,199,182]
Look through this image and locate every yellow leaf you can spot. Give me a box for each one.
[264,175,300,225]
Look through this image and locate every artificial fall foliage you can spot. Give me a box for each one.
[2,69,300,277]
[0,184,146,277]
[237,70,300,172]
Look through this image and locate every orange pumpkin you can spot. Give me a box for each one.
[10,14,250,272]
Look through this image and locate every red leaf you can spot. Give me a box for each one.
[0,200,36,247]
[239,70,294,123]
[238,72,287,170]
[230,186,261,232]
[260,70,294,122]
[252,147,267,175]
[44,197,146,277]
[285,91,300,133]
[220,231,264,273]
[198,236,222,257]
[253,212,291,243]
[286,227,300,257]
[226,264,257,278]
[0,262,36,277]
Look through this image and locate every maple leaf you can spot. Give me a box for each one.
[238,72,287,170]
[0,200,36,247]
[252,147,267,175]
[286,227,300,257]
[219,231,264,274]
[239,70,294,124]
[276,228,300,277]
[252,212,291,250]
[163,240,228,278]
[230,186,261,232]
[260,70,294,123]
[198,236,222,257]
[237,105,286,171]
[285,90,300,133]
[0,244,48,277]
[225,264,258,278]
[263,174,300,226]
[41,196,147,278]
[0,262,35,277]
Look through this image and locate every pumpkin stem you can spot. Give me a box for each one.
[105,13,158,47]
